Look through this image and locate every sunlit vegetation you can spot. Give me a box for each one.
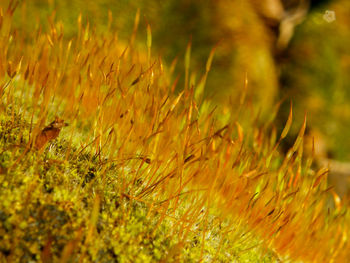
[1,1,349,262]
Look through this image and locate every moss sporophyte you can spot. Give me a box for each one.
[0,1,349,262]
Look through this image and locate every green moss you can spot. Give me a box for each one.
[0,109,277,262]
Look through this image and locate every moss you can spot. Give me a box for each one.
[0,110,276,262]
[2,2,349,262]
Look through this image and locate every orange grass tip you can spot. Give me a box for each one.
[34,117,68,150]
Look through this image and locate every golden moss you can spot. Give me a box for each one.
[0,1,349,262]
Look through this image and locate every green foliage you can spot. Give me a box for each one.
[0,110,278,262]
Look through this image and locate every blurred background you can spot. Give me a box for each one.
[4,0,350,198]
